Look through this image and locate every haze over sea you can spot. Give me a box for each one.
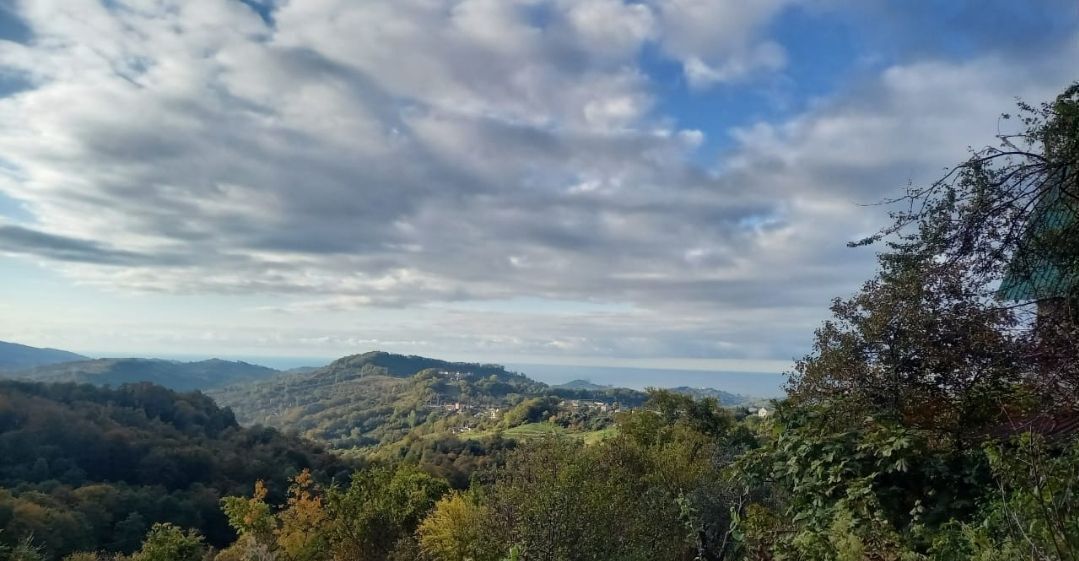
[507,364,786,398]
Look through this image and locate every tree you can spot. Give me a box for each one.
[274,471,329,561]
[787,258,1024,436]
[740,81,1079,561]
[323,465,448,561]
[1,536,46,561]
[128,524,205,561]
[221,480,275,552]
[790,82,1079,431]
[619,389,733,444]
[222,466,448,561]
[417,492,500,561]
[111,513,149,554]
[221,472,330,561]
[842,82,1079,411]
[454,421,731,561]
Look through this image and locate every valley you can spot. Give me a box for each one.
[0,342,765,457]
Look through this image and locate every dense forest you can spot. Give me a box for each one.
[1,84,1077,561]
[0,381,350,557]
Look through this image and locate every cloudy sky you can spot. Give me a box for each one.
[0,0,1076,370]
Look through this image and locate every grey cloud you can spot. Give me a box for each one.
[0,224,180,266]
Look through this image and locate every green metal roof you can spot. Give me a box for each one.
[998,181,1078,301]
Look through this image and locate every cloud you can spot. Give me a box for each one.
[0,0,1075,362]
[649,0,795,87]
[0,223,177,265]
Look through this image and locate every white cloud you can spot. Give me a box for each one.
[562,0,656,60]
[650,0,796,86]
[0,0,1075,363]
[681,41,786,87]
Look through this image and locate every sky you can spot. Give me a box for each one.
[0,0,1076,374]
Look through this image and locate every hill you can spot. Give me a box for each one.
[668,386,753,406]
[554,379,612,390]
[209,351,553,448]
[0,380,349,558]
[208,351,661,488]
[10,357,281,391]
[209,351,762,460]
[0,340,87,371]
[209,351,666,449]
[311,351,512,380]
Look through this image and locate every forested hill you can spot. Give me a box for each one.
[209,351,654,449]
[312,351,517,380]
[210,352,541,447]
[667,385,754,406]
[9,357,280,391]
[0,340,86,371]
[0,380,349,558]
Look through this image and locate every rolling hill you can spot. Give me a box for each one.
[208,351,757,451]
[0,340,87,371]
[9,357,281,391]
[208,351,553,448]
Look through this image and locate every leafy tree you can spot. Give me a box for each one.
[446,418,731,561]
[110,514,149,555]
[274,471,329,561]
[731,404,990,560]
[929,435,1079,561]
[839,82,1079,412]
[787,258,1024,437]
[620,389,734,444]
[1,536,46,561]
[788,83,1079,435]
[61,553,104,561]
[220,480,276,558]
[221,471,331,561]
[417,492,500,561]
[127,524,205,561]
[737,81,1079,561]
[223,465,448,561]
[324,465,448,560]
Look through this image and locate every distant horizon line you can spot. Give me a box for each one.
[70,349,792,375]
[6,339,787,396]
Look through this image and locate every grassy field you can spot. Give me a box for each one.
[503,422,566,438]
[465,422,618,444]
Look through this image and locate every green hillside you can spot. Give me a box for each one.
[209,352,648,451]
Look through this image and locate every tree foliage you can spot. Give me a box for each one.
[0,381,348,559]
[742,81,1079,561]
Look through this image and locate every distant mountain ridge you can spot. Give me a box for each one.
[553,378,747,406]
[0,340,87,371]
[9,357,280,391]
[554,379,612,390]
[667,386,754,406]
